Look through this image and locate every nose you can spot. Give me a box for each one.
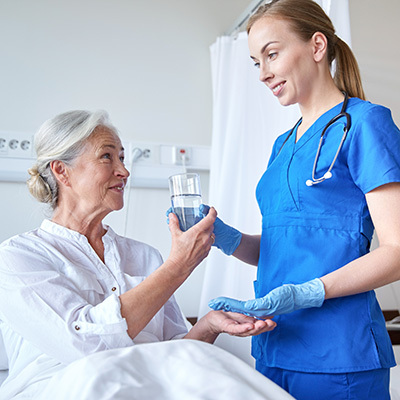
[116,160,130,179]
[259,62,272,83]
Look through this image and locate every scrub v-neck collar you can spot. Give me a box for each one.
[291,100,347,154]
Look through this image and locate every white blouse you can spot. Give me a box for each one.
[0,220,187,398]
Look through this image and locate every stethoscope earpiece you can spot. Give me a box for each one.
[305,179,314,187]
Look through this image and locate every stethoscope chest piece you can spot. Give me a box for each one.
[305,171,332,187]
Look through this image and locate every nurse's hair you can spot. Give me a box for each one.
[27,110,118,209]
[247,0,366,100]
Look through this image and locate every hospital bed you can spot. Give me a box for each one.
[0,348,399,399]
[0,321,399,399]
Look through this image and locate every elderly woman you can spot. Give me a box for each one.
[0,110,276,399]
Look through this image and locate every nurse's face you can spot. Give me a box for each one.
[66,128,130,218]
[248,17,317,107]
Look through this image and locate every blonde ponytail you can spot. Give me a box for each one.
[334,37,366,100]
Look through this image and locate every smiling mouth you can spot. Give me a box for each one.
[110,185,124,192]
[272,82,284,94]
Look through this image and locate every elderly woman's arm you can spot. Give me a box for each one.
[119,209,216,340]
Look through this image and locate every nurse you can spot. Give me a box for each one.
[204,0,400,398]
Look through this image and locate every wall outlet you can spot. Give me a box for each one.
[0,131,35,159]
[173,146,192,165]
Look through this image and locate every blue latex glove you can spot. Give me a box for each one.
[166,207,174,224]
[208,278,325,318]
[199,204,242,256]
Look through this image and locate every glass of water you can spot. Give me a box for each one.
[168,173,203,231]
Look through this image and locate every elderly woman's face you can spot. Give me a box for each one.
[66,127,129,217]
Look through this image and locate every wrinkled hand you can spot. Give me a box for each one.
[207,310,276,337]
[209,278,325,318]
[167,208,216,275]
[199,204,242,256]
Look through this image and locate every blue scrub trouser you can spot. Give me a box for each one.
[256,362,390,400]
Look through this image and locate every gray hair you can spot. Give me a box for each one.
[27,110,118,209]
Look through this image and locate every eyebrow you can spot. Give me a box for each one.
[100,144,125,152]
[250,40,279,60]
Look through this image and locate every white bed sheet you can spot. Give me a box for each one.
[36,339,294,400]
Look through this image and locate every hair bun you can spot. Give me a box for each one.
[27,165,53,204]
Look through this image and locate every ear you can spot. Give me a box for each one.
[311,32,328,63]
[50,160,70,187]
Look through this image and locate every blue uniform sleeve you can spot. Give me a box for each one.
[347,103,400,194]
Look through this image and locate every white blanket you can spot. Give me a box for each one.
[37,340,294,400]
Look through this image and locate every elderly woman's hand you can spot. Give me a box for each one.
[167,207,217,276]
[184,310,276,343]
[206,310,276,337]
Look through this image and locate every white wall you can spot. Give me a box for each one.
[349,0,400,127]
[0,0,399,317]
[349,0,400,310]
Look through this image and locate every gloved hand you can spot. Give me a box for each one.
[208,278,325,318]
[166,205,242,256]
[199,204,242,256]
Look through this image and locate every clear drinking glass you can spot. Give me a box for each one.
[168,173,203,231]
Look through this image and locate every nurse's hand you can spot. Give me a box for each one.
[199,204,242,256]
[166,205,242,255]
[208,278,326,318]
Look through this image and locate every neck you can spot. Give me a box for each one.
[52,207,107,263]
[51,206,107,240]
[296,82,345,141]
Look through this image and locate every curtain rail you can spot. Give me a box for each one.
[224,0,268,36]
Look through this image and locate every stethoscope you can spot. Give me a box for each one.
[278,92,351,187]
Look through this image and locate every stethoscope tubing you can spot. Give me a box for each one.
[277,92,351,187]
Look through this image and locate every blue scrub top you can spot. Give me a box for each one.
[252,97,399,373]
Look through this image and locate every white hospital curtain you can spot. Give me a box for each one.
[198,1,351,365]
